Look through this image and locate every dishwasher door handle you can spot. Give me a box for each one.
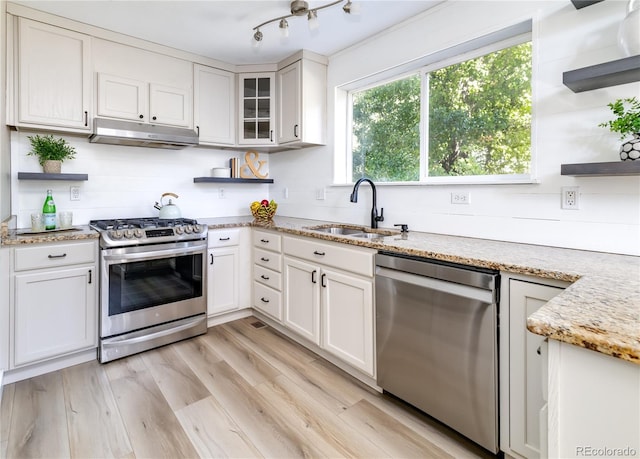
[375,266,495,303]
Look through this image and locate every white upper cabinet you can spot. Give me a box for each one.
[238,73,276,145]
[13,18,91,132]
[277,57,327,147]
[194,64,236,145]
[93,39,193,128]
[97,73,148,122]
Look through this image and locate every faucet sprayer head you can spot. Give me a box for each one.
[350,191,358,202]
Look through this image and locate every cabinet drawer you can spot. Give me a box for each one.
[15,241,96,271]
[283,236,374,277]
[254,265,282,291]
[253,281,282,320]
[253,230,282,252]
[208,228,240,248]
[253,248,282,272]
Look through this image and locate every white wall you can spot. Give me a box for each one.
[269,0,640,256]
[11,131,269,226]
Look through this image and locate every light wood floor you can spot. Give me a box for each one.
[1,317,495,458]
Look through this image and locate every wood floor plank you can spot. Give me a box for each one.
[61,360,133,459]
[340,398,455,459]
[257,374,390,458]
[179,346,321,459]
[108,361,199,458]
[141,345,211,411]
[199,327,281,387]
[223,321,362,414]
[361,390,495,458]
[1,383,15,459]
[6,372,70,458]
[175,395,263,459]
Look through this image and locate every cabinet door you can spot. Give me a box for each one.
[277,61,300,144]
[207,247,239,316]
[149,83,192,127]
[509,279,564,459]
[14,266,97,366]
[97,73,148,122]
[194,64,236,145]
[17,18,91,131]
[283,256,320,345]
[322,267,374,376]
[238,73,275,145]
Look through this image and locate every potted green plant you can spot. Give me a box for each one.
[599,97,640,161]
[27,134,77,173]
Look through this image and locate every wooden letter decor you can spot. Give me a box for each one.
[239,150,268,179]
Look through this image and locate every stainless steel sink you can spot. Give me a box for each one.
[349,232,386,240]
[306,225,398,240]
[310,226,365,236]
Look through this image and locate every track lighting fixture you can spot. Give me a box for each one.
[252,0,357,44]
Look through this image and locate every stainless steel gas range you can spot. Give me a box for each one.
[90,217,208,363]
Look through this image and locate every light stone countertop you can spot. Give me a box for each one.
[3,215,638,364]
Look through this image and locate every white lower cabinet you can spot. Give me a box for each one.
[207,228,250,317]
[502,275,567,459]
[252,230,283,320]
[14,267,96,366]
[11,241,98,368]
[282,235,375,377]
[321,267,373,374]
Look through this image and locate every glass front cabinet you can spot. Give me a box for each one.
[238,73,276,145]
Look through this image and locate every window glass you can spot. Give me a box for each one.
[348,40,532,183]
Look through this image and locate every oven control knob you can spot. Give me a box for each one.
[194,224,202,233]
[184,225,194,234]
[111,230,124,239]
[134,229,144,238]
[175,226,184,235]
[124,229,134,239]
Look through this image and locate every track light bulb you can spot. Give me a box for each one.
[343,1,360,14]
[279,18,289,38]
[307,10,319,31]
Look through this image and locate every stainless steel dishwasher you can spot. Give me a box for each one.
[375,251,500,453]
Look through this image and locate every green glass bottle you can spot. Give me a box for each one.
[42,189,56,230]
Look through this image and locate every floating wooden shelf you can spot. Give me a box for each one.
[193,177,274,184]
[563,55,640,92]
[561,161,640,176]
[18,172,89,181]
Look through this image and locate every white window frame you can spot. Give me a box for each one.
[338,20,535,186]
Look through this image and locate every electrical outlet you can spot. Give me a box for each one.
[283,187,289,199]
[451,191,470,204]
[218,188,225,199]
[316,188,326,200]
[562,186,579,210]
[70,186,80,201]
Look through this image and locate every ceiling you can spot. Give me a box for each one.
[14,0,442,65]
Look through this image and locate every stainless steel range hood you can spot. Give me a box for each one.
[89,118,199,149]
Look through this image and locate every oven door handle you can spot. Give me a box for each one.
[102,244,205,263]
[101,316,204,347]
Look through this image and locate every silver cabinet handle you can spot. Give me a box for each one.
[48,253,67,259]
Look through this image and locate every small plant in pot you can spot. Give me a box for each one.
[599,97,640,161]
[27,134,77,173]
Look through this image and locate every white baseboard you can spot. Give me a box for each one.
[207,308,252,328]
[4,349,97,384]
